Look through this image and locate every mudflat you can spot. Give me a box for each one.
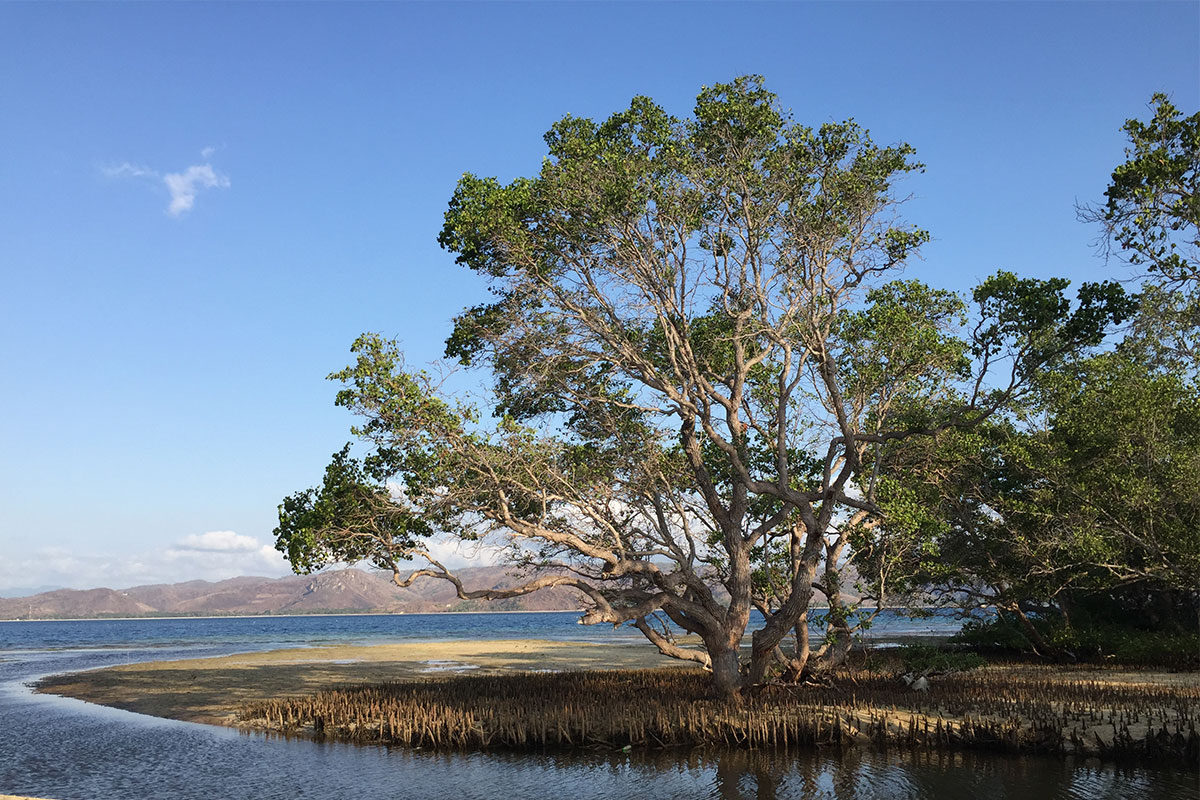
[34,641,1198,760]
[35,639,683,725]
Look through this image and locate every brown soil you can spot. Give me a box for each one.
[34,639,682,726]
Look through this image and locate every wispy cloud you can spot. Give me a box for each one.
[164,163,230,217]
[0,526,512,592]
[173,530,263,554]
[101,148,230,217]
[101,162,158,180]
[0,531,290,592]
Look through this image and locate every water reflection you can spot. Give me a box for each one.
[617,748,1196,800]
[2,625,1196,800]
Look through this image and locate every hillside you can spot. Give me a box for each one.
[0,567,586,620]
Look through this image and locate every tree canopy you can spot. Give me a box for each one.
[888,93,1200,654]
[1084,93,1200,376]
[276,77,1134,693]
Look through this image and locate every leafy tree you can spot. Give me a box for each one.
[1038,354,1199,594]
[882,353,1198,653]
[1082,93,1199,375]
[277,77,1128,694]
[1056,94,1200,624]
[891,95,1200,655]
[1091,93,1198,285]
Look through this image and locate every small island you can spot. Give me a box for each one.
[37,636,1198,764]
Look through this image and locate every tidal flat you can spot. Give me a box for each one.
[35,640,1198,763]
[33,639,680,725]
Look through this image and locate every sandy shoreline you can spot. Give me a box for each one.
[33,640,1199,760]
[35,639,685,726]
[1,609,586,623]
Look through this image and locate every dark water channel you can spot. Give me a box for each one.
[1,615,1196,800]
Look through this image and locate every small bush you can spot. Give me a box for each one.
[950,613,1199,668]
[1049,624,1199,668]
[899,643,985,674]
[952,615,1030,652]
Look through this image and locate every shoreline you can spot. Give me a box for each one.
[0,609,585,623]
[1,604,938,624]
[33,639,1199,762]
[4,606,916,623]
[34,638,685,726]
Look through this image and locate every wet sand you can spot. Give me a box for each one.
[35,639,684,726]
[33,641,1198,758]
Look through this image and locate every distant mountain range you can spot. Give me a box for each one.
[0,585,64,599]
[0,568,586,620]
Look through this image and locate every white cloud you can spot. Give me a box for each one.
[420,533,504,569]
[173,530,261,553]
[164,163,230,216]
[0,526,517,593]
[163,530,287,577]
[101,149,230,217]
[101,162,158,180]
[0,531,291,592]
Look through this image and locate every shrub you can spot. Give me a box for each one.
[899,643,985,674]
[950,612,1199,668]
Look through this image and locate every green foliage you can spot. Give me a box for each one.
[1049,625,1200,669]
[275,444,432,574]
[898,643,985,674]
[880,348,1200,610]
[1125,284,1200,375]
[970,271,1135,372]
[1035,352,1200,593]
[436,76,930,397]
[890,97,1200,628]
[1089,94,1199,375]
[275,78,1162,689]
[952,614,1033,652]
[838,280,969,409]
[952,612,1200,669]
[1102,93,1199,284]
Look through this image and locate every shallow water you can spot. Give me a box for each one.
[1,614,1195,800]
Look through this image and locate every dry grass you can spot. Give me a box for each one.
[35,639,1198,763]
[238,665,1199,762]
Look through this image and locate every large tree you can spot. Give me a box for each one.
[277,77,1127,694]
[878,353,1198,652]
[1082,92,1199,375]
[887,94,1200,650]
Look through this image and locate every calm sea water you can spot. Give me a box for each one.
[1,612,1195,800]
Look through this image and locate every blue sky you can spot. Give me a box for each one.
[0,2,1195,592]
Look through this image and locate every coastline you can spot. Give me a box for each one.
[0,609,586,623]
[1,604,926,623]
[34,638,684,726]
[33,638,1199,762]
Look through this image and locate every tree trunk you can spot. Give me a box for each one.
[709,647,744,697]
[792,618,811,681]
[746,556,818,685]
[814,620,854,671]
[812,565,854,672]
[1057,593,1073,630]
[777,612,812,682]
[1011,604,1060,658]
